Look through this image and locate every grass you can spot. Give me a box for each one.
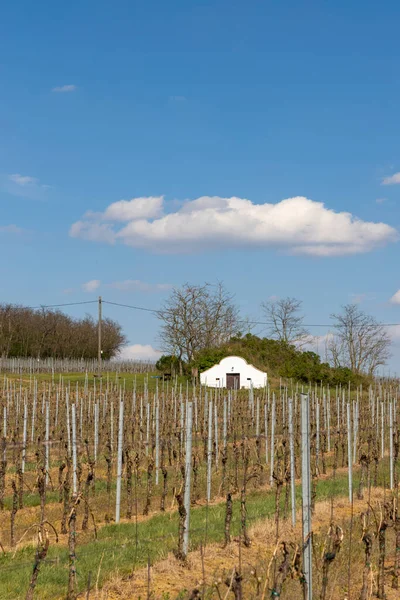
[5,371,190,392]
[0,467,370,599]
[1,476,115,511]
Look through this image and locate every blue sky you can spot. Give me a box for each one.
[1,1,400,371]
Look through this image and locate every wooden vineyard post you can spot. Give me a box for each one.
[146,402,150,457]
[207,400,213,503]
[347,403,353,504]
[45,401,50,486]
[71,403,78,495]
[3,406,6,458]
[316,400,320,473]
[115,399,124,523]
[223,399,227,449]
[288,398,296,527]
[183,401,193,558]
[66,391,71,456]
[264,402,268,464]
[256,396,260,437]
[270,393,276,486]
[326,391,331,452]
[94,402,99,463]
[110,401,114,454]
[31,386,37,443]
[22,402,27,474]
[300,392,312,600]
[214,403,219,469]
[389,402,394,490]
[353,399,359,464]
[180,397,184,458]
[155,400,160,486]
[55,390,59,428]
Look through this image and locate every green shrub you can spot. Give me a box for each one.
[155,355,182,374]
[189,333,368,385]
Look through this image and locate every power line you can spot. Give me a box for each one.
[102,301,400,328]
[24,301,98,310]
[10,298,400,328]
[103,300,160,314]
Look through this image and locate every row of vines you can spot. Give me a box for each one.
[0,374,398,598]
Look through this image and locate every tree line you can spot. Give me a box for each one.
[0,304,126,359]
[1,283,391,374]
[157,283,392,377]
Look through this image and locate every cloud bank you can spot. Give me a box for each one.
[118,344,162,361]
[0,224,24,234]
[107,279,172,292]
[382,172,400,185]
[5,174,50,200]
[80,278,171,294]
[9,174,39,187]
[390,290,400,305]
[82,280,101,293]
[52,84,77,93]
[70,195,398,257]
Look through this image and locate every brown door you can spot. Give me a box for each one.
[226,373,240,389]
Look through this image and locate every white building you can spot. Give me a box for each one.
[200,356,267,389]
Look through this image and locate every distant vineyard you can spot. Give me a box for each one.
[0,357,156,374]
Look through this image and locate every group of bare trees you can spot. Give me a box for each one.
[328,304,391,375]
[1,283,390,374]
[158,284,392,376]
[0,304,125,359]
[261,297,391,375]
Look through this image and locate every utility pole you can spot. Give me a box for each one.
[98,296,102,377]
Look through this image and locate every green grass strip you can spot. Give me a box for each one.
[0,466,375,600]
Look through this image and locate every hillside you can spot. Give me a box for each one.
[191,333,364,385]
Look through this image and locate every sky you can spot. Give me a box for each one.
[1,1,400,372]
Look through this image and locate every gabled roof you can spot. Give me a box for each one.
[201,355,267,376]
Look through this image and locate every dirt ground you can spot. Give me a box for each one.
[95,488,399,600]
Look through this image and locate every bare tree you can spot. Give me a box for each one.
[329,304,391,375]
[157,282,240,365]
[326,333,343,369]
[261,297,309,345]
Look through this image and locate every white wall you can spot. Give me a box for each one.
[200,356,267,389]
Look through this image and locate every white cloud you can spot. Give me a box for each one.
[6,174,50,200]
[52,84,77,93]
[390,290,400,305]
[82,279,101,293]
[102,197,164,222]
[118,344,162,361]
[70,221,116,244]
[169,95,187,102]
[9,174,38,187]
[107,279,172,293]
[382,172,400,185]
[72,278,171,295]
[0,224,24,234]
[70,195,398,257]
[301,332,335,360]
[387,325,400,341]
[376,198,387,204]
